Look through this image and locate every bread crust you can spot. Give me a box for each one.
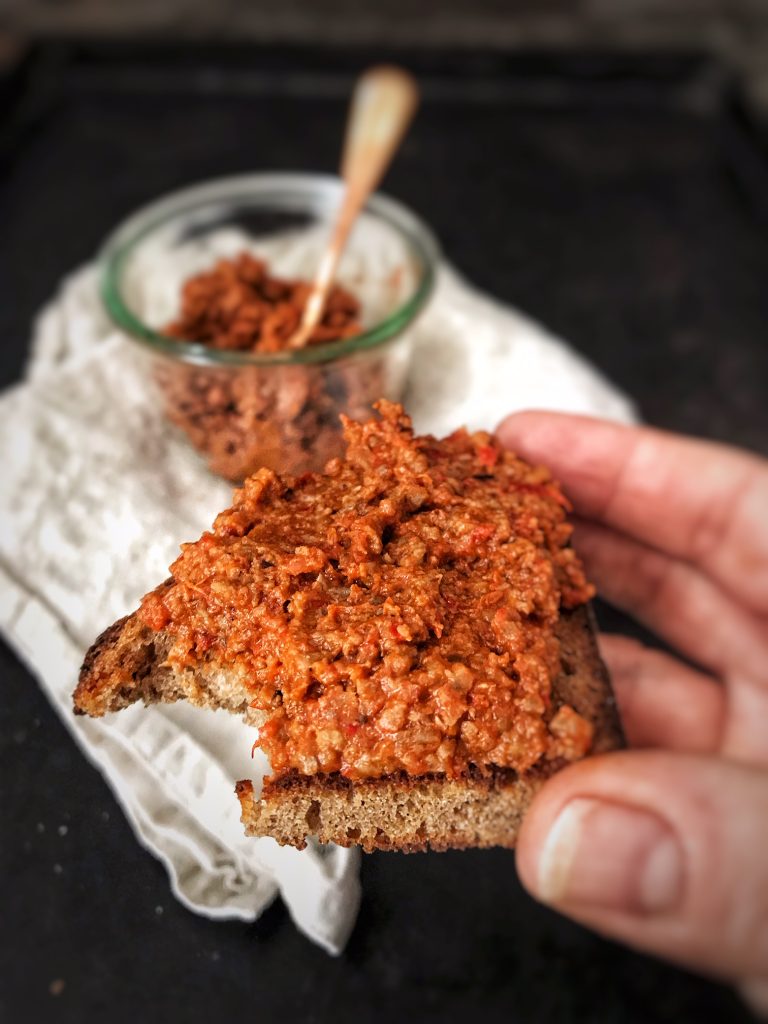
[235,772,539,853]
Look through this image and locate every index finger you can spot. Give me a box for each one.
[496,412,768,614]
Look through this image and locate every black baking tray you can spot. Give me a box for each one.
[1,41,766,1024]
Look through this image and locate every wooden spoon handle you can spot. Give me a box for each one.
[288,66,418,349]
[340,65,419,207]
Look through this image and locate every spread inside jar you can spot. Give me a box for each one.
[165,251,362,352]
[156,252,375,481]
[139,401,595,782]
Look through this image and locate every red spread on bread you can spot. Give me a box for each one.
[138,402,594,781]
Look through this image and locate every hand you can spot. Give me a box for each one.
[496,412,768,1012]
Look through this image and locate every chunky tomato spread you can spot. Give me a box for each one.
[139,401,594,781]
[165,251,361,354]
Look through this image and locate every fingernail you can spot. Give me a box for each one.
[537,798,683,914]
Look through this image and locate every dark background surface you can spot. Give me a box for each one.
[1,42,767,1024]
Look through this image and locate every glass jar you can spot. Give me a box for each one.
[99,173,439,480]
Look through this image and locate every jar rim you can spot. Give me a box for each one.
[98,173,440,367]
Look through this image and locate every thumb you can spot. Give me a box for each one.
[516,750,768,986]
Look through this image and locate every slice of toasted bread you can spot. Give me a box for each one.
[75,602,621,852]
[74,402,624,852]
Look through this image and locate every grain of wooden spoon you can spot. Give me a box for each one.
[287,65,419,350]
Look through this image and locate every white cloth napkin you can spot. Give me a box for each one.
[0,260,635,954]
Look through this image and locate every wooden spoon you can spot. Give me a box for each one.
[287,65,419,350]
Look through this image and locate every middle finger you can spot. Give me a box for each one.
[574,520,768,682]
